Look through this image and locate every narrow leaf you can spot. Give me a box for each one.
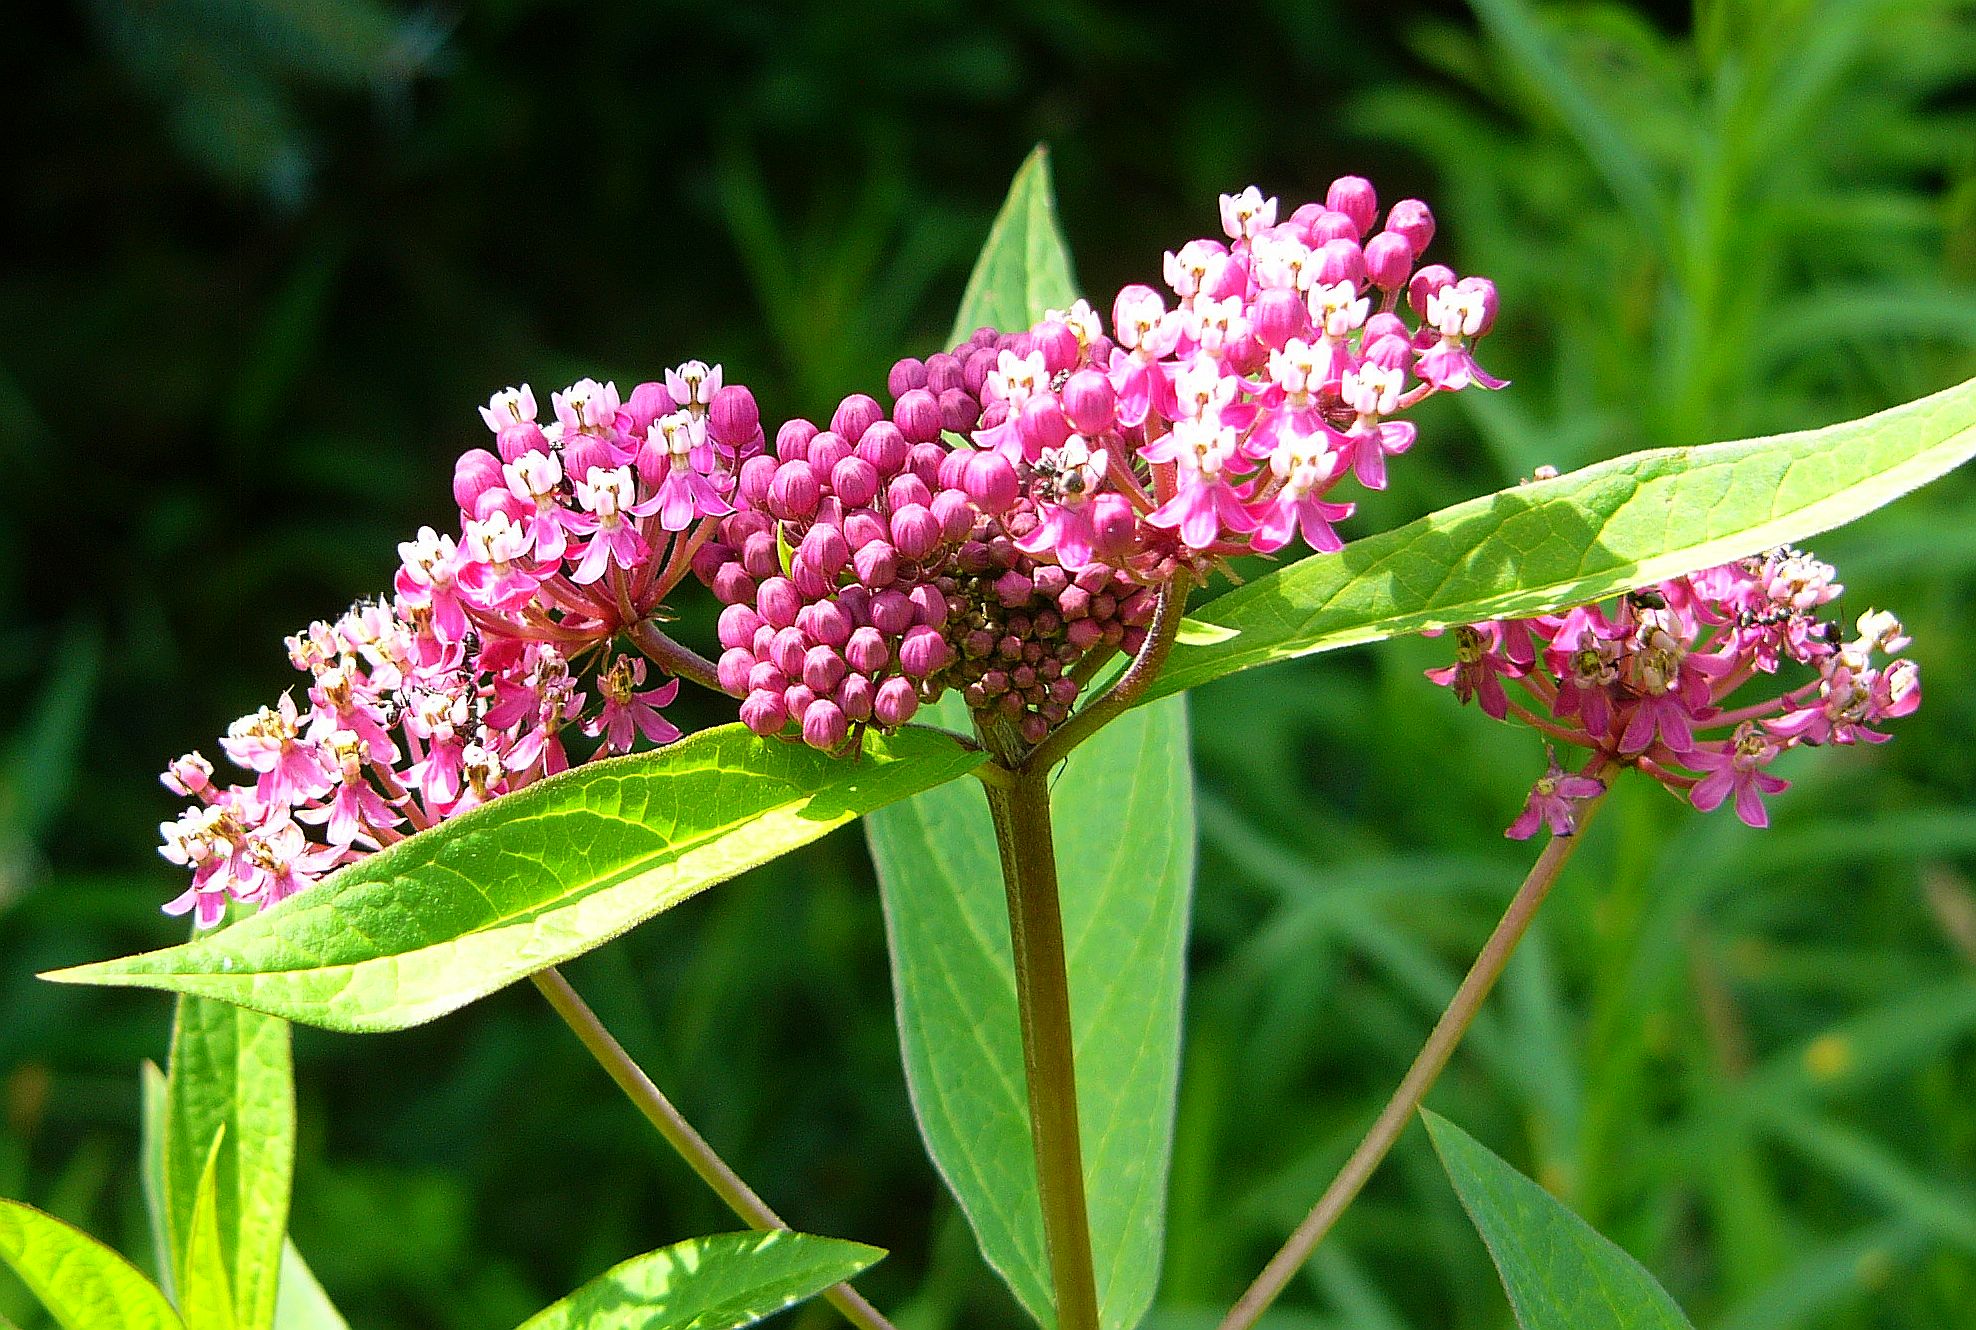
[272,1243,348,1330]
[138,1062,174,1300]
[1152,375,1976,700]
[164,996,294,1330]
[43,725,984,1031]
[178,1137,238,1330]
[948,145,1078,345]
[513,1230,882,1330]
[1174,619,1238,646]
[868,697,1195,1330]
[1423,1110,1693,1330]
[0,1201,183,1330]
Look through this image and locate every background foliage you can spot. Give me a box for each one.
[2,2,1973,1328]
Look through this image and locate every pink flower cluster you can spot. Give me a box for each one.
[157,364,762,926]
[1428,548,1922,836]
[963,178,1503,573]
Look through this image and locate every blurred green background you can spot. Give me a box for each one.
[3,1,1974,1327]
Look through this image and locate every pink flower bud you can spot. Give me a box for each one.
[1019,713,1050,744]
[899,625,951,678]
[846,626,889,674]
[799,524,850,577]
[718,603,764,650]
[1408,264,1457,320]
[995,570,1033,606]
[909,584,949,628]
[768,461,821,520]
[1251,288,1308,349]
[622,381,676,438]
[937,389,977,433]
[835,583,871,627]
[888,357,928,397]
[831,394,884,445]
[740,690,789,736]
[962,451,1020,513]
[784,684,818,718]
[1060,370,1116,435]
[757,576,801,628]
[1385,199,1435,256]
[1364,231,1414,291]
[776,417,818,461]
[854,541,898,588]
[893,388,942,444]
[801,699,848,751]
[908,443,946,489]
[1019,395,1071,454]
[791,555,833,601]
[768,626,807,677]
[925,353,963,395]
[836,674,874,723]
[931,489,974,542]
[1455,276,1499,336]
[741,531,780,580]
[1089,494,1141,564]
[888,473,933,511]
[798,599,852,649]
[713,564,757,605]
[1033,319,1080,374]
[1363,333,1411,370]
[962,351,992,398]
[708,385,761,449]
[562,435,612,481]
[1326,176,1378,235]
[803,644,847,694]
[1364,311,1410,346]
[822,456,875,509]
[890,504,942,561]
[1305,210,1359,246]
[453,448,505,513]
[717,648,755,696]
[1313,239,1366,289]
[854,421,909,475]
[869,588,914,636]
[734,454,774,506]
[750,625,776,658]
[873,676,919,727]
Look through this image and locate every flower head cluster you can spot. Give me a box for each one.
[965,178,1504,574]
[1429,548,1922,836]
[158,364,762,925]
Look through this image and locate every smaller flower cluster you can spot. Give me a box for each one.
[158,364,757,925]
[965,177,1505,576]
[1428,548,1921,836]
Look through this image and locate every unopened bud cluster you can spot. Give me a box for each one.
[1429,548,1922,836]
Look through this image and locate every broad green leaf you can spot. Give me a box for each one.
[947,145,1078,346]
[868,696,1195,1330]
[513,1230,882,1330]
[179,1139,237,1330]
[271,1243,348,1330]
[1423,1110,1693,1330]
[0,1200,183,1330]
[43,725,984,1031]
[1173,618,1238,646]
[1152,374,1976,700]
[163,996,294,1330]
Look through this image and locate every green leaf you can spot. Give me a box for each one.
[1152,374,1976,700]
[178,1139,237,1330]
[1423,1110,1693,1330]
[948,145,1079,344]
[0,1200,183,1330]
[512,1230,883,1330]
[271,1243,348,1330]
[138,1062,174,1300]
[868,697,1195,1329]
[42,725,985,1031]
[163,996,294,1330]
[1174,618,1238,647]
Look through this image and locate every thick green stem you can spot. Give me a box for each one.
[1216,774,1611,1330]
[531,968,896,1330]
[985,766,1102,1330]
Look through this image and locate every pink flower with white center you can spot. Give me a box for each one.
[1046,299,1104,349]
[479,384,538,434]
[240,814,343,911]
[402,685,474,807]
[1251,233,1315,293]
[162,751,215,799]
[1416,283,1507,391]
[1688,724,1791,828]
[1218,186,1278,242]
[1544,606,1623,739]
[503,449,572,562]
[1016,435,1110,570]
[1617,609,1728,754]
[567,466,657,585]
[1506,756,1606,840]
[583,656,683,755]
[296,731,402,846]
[1109,285,1182,427]
[986,349,1050,412]
[160,806,237,927]
[304,663,397,764]
[553,378,625,444]
[1252,434,1353,554]
[1164,239,1232,300]
[1338,363,1416,490]
[1760,548,1842,611]
[1145,416,1258,550]
[665,360,722,412]
[1185,295,1250,357]
[459,510,544,612]
[394,526,469,642]
[1173,357,1240,423]
[643,411,734,531]
[221,694,330,807]
[444,741,512,817]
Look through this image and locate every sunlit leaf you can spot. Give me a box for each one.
[0,1200,183,1330]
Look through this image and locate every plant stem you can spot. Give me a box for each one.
[530,967,897,1330]
[627,620,722,694]
[984,765,1102,1330]
[1216,776,1611,1330]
